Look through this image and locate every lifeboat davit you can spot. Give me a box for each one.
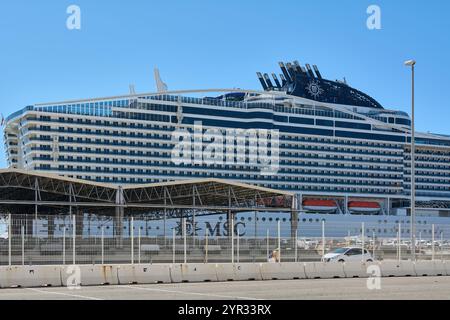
[348,201,381,214]
[302,200,338,213]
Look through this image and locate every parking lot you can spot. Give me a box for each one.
[1,276,450,300]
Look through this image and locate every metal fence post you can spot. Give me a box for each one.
[361,222,365,263]
[72,215,76,265]
[321,220,325,260]
[231,215,234,264]
[295,231,298,263]
[63,227,66,265]
[372,231,375,260]
[205,229,208,264]
[131,217,134,265]
[398,223,401,261]
[172,228,176,264]
[183,218,187,264]
[278,220,281,263]
[138,227,141,264]
[266,229,269,262]
[432,224,435,261]
[237,228,240,263]
[21,225,25,266]
[101,226,104,265]
[8,214,11,266]
[419,231,422,255]
[441,231,443,261]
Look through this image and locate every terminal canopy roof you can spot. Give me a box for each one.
[0,169,295,215]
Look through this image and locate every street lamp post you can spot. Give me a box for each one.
[405,59,416,261]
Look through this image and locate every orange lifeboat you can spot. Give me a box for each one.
[302,200,338,213]
[348,201,381,214]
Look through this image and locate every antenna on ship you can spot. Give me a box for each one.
[129,84,136,95]
[154,68,168,93]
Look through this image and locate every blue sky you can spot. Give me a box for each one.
[0,0,449,167]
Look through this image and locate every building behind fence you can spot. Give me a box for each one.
[1,213,450,266]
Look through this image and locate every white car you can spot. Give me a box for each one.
[322,247,373,263]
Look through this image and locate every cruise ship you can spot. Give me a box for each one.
[4,61,450,239]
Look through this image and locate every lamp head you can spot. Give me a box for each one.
[404,60,416,67]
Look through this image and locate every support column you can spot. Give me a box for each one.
[227,210,235,238]
[47,215,55,239]
[114,186,125,248]
[227,187,234,239]
[75,208,83,237]
[290,196,299,241]
[290,210,298,241]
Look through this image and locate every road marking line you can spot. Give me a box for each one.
[26,288,103,300]
[121,285,262,300]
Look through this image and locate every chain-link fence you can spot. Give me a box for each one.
[1,213,450,265]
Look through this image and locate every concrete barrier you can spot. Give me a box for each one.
[0,266,62,288]
[117,264,171,284]
[61,265,119,287]
[260,262,307,280]
[380,261,415,277]
[304,262,346,279]
[343,262,379,278]
[435,261,447,276]
[414,261,445,277]
[233,263,263,281]
[215,263,236,282]
[171,264,219,283]
[444,261,450,276]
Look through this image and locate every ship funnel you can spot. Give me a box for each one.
[293,61,305,74]
[263,73,275,90]
[313,65,323,79]
[278,62,292,82]
[271,73,281,89]
[305,64,316,78]
[257,72,269,90]
[285,63,296,79]
[279,74,287,86]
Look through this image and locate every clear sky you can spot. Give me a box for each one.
[0,0,449,168]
